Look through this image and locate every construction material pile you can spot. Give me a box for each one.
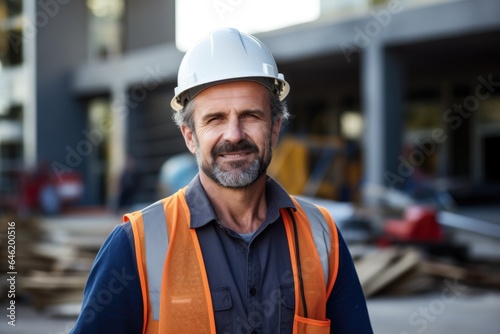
[353,243,500,298]
[0,211,118,316]
[348,204,500,298]
[2,203,500,317]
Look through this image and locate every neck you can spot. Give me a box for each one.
[200,173,268,233]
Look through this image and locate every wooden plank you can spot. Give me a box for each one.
[420,260,469,280]
[354,247,400,287]
[19,272,88,290]
[421,260,500,288]
[362,248,421,297]
[45,302,82,318]
[382,268,437,295]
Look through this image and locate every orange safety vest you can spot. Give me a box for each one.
[124,187,339,334]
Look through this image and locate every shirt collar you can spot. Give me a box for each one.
[185,174,296,229]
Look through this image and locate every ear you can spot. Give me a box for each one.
[271,117,282,148]
[181,124,197,154]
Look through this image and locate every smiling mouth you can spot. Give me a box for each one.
[219,151,253,158]
[213,141,258,160]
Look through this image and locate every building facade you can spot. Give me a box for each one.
[1,0,499,211]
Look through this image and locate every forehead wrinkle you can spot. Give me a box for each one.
[193,81,270,122]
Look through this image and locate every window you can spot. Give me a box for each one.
[86,0,124,61]
[0,0,23,68]
[86,98,112,204]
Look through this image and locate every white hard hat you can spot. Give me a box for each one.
[171,27,290,112]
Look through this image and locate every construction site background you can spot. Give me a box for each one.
[1,0,500,333]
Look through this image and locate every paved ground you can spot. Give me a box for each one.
[1,288,499,333]
[368,288,500,334]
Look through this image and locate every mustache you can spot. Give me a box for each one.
[211,140,259,157]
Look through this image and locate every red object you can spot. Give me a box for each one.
[55,172,84,204]
[384,206,444,242]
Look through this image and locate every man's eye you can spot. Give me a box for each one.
[207,116,223,123]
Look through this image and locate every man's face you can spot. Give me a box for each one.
[181,81,282,189]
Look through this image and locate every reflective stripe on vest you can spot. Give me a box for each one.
[141,200,169,321]
[293,197,331,287]
[126,188,339,333]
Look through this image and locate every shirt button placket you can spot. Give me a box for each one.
[247,245,261,333]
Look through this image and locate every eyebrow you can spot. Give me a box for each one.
[200,111,225,122]
[201,108,267,121]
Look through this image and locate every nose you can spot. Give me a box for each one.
[223,116,246,142]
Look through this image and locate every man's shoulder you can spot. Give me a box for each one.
[99,221,136,255]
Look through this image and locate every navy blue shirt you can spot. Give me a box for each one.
[71,177,372,333]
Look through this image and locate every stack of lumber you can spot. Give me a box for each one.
[0,216,56,305]
[0,217,50,276]
[353,245,500,298]
[1,211,118,316]
[3,210,500,315]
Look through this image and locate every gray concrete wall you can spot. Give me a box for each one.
[35,0,88,195]
[124,0,176,51]
[67,0,500,206]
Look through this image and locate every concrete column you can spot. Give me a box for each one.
[23,1,37,169]
[361,41,404,206]
[361,41,385,206]
[107,83,129,209]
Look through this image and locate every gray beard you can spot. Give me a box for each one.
[207,157,263,189]
[194,139,271,189]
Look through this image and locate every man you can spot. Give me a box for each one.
[71,28,373,333]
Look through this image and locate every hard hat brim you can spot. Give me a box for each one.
[171,76,289,112]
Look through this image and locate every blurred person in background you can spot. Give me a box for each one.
[117,156,142,212]
[71,28,372,334]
